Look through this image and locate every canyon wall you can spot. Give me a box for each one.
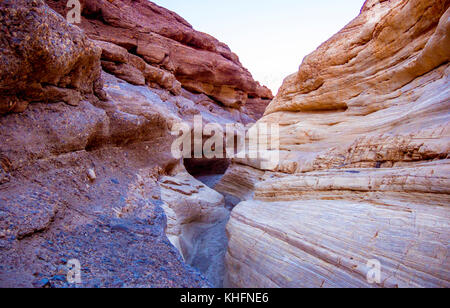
[46,0,272,118]
[0,0,269,287]
[220,0,450,288]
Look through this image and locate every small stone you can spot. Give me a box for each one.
[56,264,68,275]
[87,169,96,181]
[110,224,130,233]
[51,275,66,282]
[33,278,51,288]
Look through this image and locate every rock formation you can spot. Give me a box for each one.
[0,0,270,287]
[160,172,228,260]
[1,0,448,289]
[220,0,450,288]
[46,0,272,115]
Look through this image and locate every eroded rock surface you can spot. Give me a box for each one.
[46,0,272,116]
[0,0,105,114]
[0,0,270,287]
[159,172,229,287]
[0,85,211,287]
[159,172,227,258]
[221,0,450,288]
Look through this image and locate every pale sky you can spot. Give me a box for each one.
[155,0,366,94]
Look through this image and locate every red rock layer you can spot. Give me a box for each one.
[47,0,273,112]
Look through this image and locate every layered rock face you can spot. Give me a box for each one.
[221,0,450,288]
[46,0,272,116]
[0,0,270,287]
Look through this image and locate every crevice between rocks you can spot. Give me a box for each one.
[178,158,237,288]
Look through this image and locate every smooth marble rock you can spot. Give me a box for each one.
[222,0,450,288]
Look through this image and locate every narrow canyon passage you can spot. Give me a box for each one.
[181,159,238,288]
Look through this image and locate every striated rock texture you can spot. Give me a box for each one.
[220,0,450,288]
[0,0,271,288]
[159,172,227,260]
[160,172,229,287]
[46,0,272,116]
